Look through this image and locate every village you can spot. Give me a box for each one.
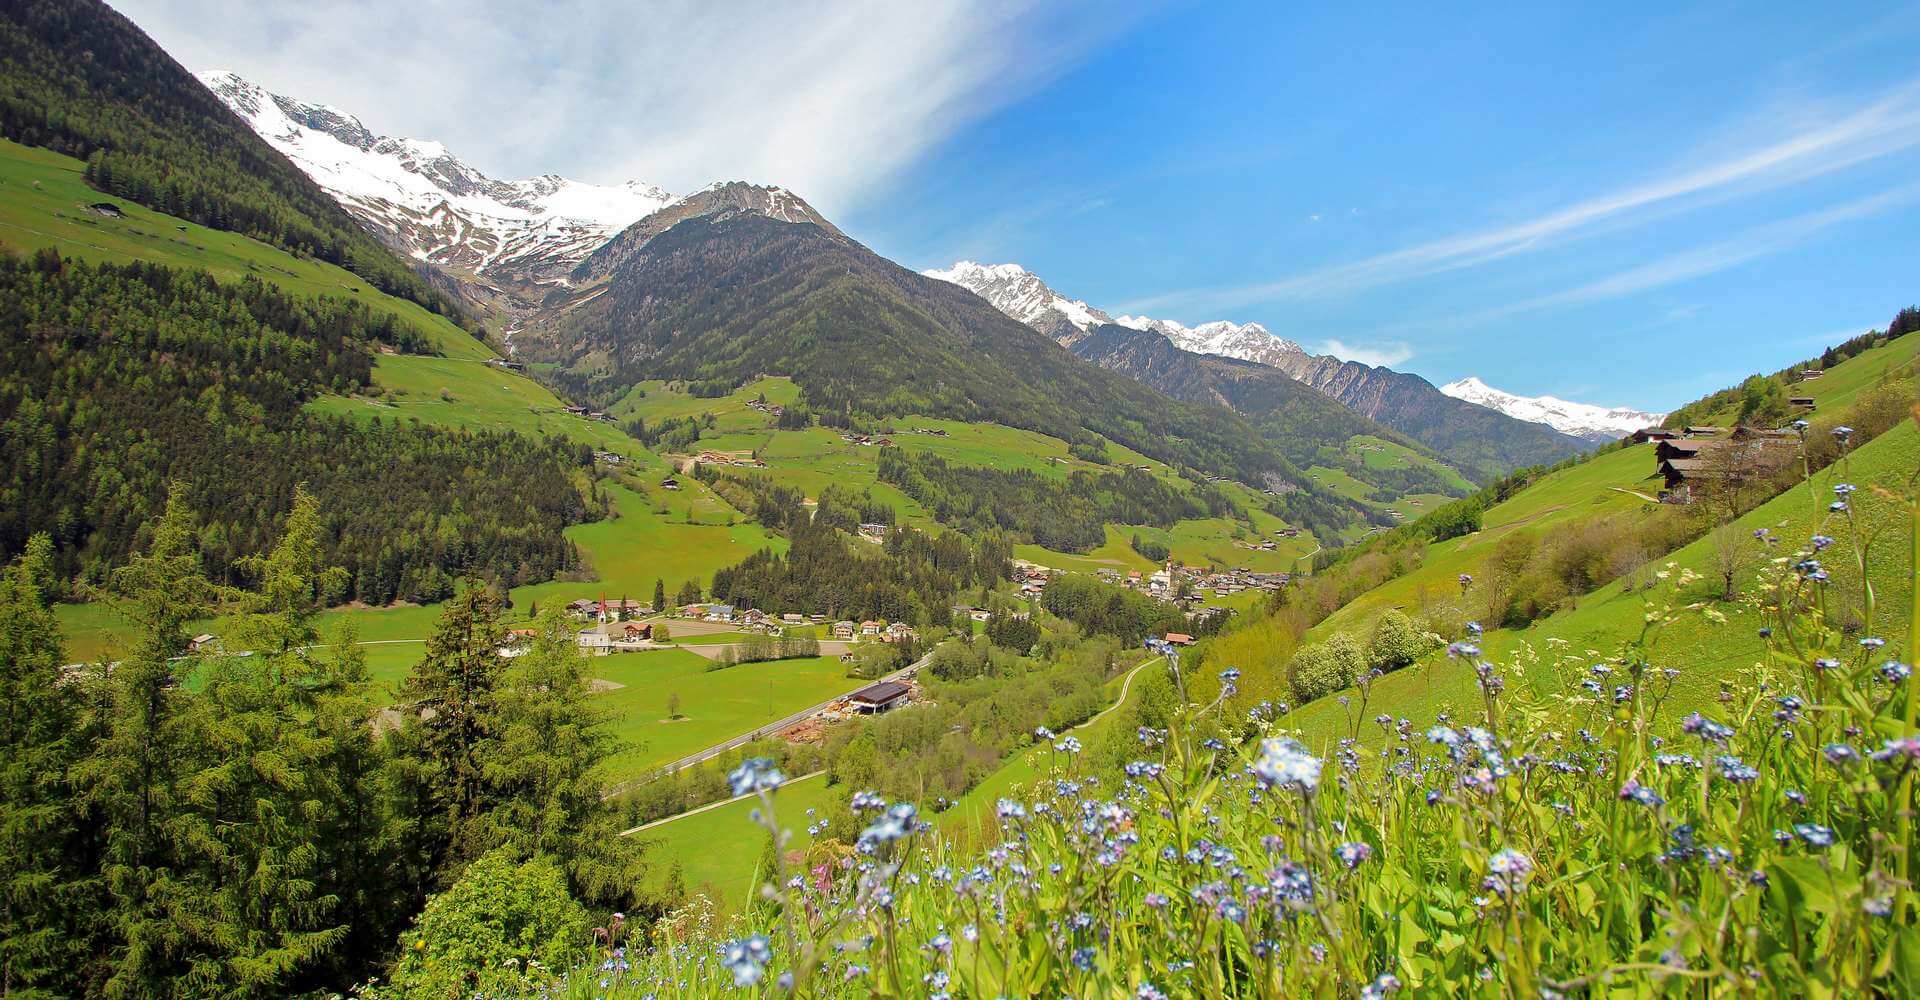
[1629,373,1819,504]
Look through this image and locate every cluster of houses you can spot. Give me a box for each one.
[839,432,896,448]
[486,358,525,374]
[745,398,786,417]
[1630,424,1803,504]
[1091,563,1288,604]
[561,403,617,423]
[857,522,890,544]
[828,619,918,643]
[693,450,767,469]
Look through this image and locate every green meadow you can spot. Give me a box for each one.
[1289,417,1918,749]
[589,650,865,781]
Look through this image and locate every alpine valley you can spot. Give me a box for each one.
[0,1,1915,997]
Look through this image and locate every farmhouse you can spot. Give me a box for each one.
[1788,396,1816,410]
[847,680,912,714]
[188,633,220,654]
[831,620,857,640]
[860,620,884,637]
[883,622,917,643]
[1163,632,1195,647]
[576,621,651,654]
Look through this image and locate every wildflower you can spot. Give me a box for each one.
[1681,712,1734,744]
[857,802,918,854]
[850,789,887,812]
[1070,947,1097,971]
[1125,760,1164,780]
[1620,780,1664,808]
[1878,661,1913,684]
[1810,534,1834,551]
[1053,736,1082,754]
[1871,736,1920,762]
[1486,848,1534,896]
[1823,742,1859,765]
[1427,725,1462,747]
[1361,973,1403,999]
[1252,738,1322,793]
[1034,725,1054,740]
[1865,896,1894,917]
[728,758,784,796]
[1465,620,1482,637]
[1336,841,1373,869]
[1861,637,1886,650]
[995,798,1026,821]
[1447,641,1481,659]
[925,931,952,956]
[1714,756,1759,783]
[1793,823,1835,848]
[722,935,772,987]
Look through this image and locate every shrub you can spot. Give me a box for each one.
[1367,609,1435,672]
[1287,632,1366,703]
[387,849,590,997]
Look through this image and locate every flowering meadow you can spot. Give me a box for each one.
[520,431,1920,997]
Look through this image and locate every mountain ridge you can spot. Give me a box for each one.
[1438,376,1666,443]
[928,259,1587,476]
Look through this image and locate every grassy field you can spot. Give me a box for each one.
[0,139,486,360]
[639,655,1166,913]
[1684,330,1920,427]
[590,651,865,781]
[1311,441,1659,637]
[1288,417,1918,750]
[636,771,838,909]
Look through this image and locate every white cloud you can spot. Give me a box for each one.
[115,0,1137,217]
[1468,181,1920,322]
[1127,79,1920,313]
[1317,339,1414,368]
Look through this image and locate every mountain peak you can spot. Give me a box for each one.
[1439,377,1666,444]
[198,69,675,286]
[922,260,1112,337]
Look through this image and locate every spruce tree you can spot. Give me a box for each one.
[398,581,508,882]
[477,609,665,911]
[0,535,92,996]
[77,483,235,996]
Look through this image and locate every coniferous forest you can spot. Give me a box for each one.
[0,252,588,602]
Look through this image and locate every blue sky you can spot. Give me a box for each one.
[127,0,1920,411]
[846,2,1920,410]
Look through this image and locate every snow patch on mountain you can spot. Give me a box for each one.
[1113,315,1306,368]
[923,260,1310,369]
[1439,377,1665,443]
[199,70,673,282]
[922,261,1113,334]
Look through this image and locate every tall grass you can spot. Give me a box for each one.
[481,424,1919,997]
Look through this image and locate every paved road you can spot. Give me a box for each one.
[601,650,931,800]
[619,770,828,837]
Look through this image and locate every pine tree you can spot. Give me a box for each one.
[0,534,92,995]
[476,609,664,911]
[398,581,508,882]
[77,483,236,996]
[654,578,666,614]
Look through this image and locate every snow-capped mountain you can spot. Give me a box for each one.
[922,260,1313,368]
[921,261,1113,343]
[199,70,674,286]
[1113,315,1307,369]
[1439,377,1665,443]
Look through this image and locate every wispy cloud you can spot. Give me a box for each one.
[1468,181,1920,321]
[116,0,1141,216]
[1128,80,1920,314]
[1318,339,1414,367]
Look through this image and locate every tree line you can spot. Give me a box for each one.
[0,251,590,603]
[877,448,1214,553]
[0,0,466,320]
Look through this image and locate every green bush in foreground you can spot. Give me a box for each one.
[387,850,592,998]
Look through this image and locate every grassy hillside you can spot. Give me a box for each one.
[1288,416,1917,748]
